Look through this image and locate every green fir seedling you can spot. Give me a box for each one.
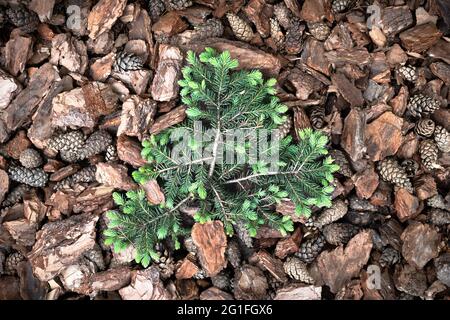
[104,48,339,267]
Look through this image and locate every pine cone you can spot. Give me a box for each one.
[80,130,113,160]
[379,247,401,268]
[211,272,231,290]
[310,105,326,129]
[267,276,283,299]
[226,238,242,268]
[407,94,440,118]
[434,125,450,153]
[428,208,450,226]
[295,234,325,263]
[400,159,419,178]
[314,199,348,229]
[419,140,442,170]
[105,145,118,163]
[273,2,292,30]
[84,245,105,271]
[19,148,43,169]
[427,194,450,211]
[1,184,30,208]
[270,18,285,49]
[276,116,292,139]
[303,217,318,232]
[113,51,144,73]
[414,119,435,137]
[308,22,331,41]
[285,18,305,55]
[0,7,5,29]
[193,268,207,280]
[226,13,253,42]
[8,165,48,188]
[148,0,166,22]
[193,18,224,40]
[378,158,413,192]
[48,131,86,153]
[165,0,192,11]
[331,0,354,13]
[55,166,97,190]
[322,223,359,246]
[398,65,418,82]
[6,5,39,32]
[283,256,315,283]
[329,149,353,177]
[233,220,253,248]
[5,252,26,275]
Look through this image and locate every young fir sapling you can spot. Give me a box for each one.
[104,48,339,267]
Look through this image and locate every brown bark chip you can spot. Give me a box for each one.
[191,221,227,277]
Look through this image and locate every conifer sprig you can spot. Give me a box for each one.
[104,48,339,266]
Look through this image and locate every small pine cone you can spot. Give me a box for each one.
[48,131,86,153]
[5,252,26,275]
[308,22,331,41]
[414,119,435,137]
[55,166,97,190]
[0,7,5,29]
[322,223,359,246]
[419,140,442,170]
[310,105,326,129]
[226,13,254,42]
[193,268,207,280]
[183,236,198,255]
[273,2,292,30]
[329,149,353,177]
[401,159,419,178]
[398,65,418,82]
[84,245,106,271]
[19,148,43,169]
[165,0,192,11]
[314,199,348,229]
[285,18,305,55]
[211,273,231,290]
[226,238,242,268]
[60,150,81,163]
[276,116,292,139]
[303,217,318,232]
[8,165,48,188]
[407,94,440,118]
[378,158,413,192]
[233,220,253,248]
[270,18,285,49]
[113,51,144,73]
[379,247,401,268]
[283,256,315,283]
[193,18,224,40]
[6,5,39,32]
[295,234,326,264]
[81,130,113,160]
[331,0,354,13]
[427,194,450,211]
[428,208,450,226]
[434,125,450,153]
[1,184,30,208]
[105,145,118,163]
[148,0,166,22]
